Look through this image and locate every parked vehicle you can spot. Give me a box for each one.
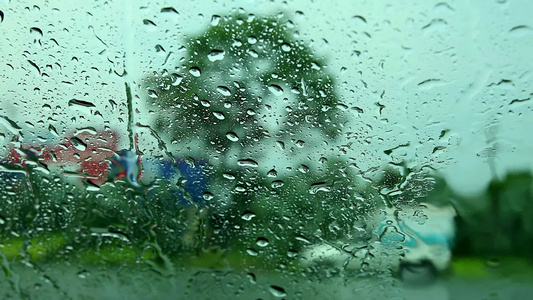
[3,130,118,185]
[300,203,456,282]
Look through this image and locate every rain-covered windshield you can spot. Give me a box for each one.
[1,1,532,299]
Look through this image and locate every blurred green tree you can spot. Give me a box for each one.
[145,13,344,155]
[143,12,353,262]
[451,171,533,258]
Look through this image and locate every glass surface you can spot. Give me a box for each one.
[0,0,532,299]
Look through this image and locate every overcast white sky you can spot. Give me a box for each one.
[1,0,532,195]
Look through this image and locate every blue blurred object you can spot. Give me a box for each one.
[134,156,208,208]
[107,150,208,211]
[156,159,208,207]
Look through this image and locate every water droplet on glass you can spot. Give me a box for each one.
[211,14,221,26]
[247,273,256,284]
[147,89,158,98]
[189,67,201,77]
[207,49,225,62]
[202,192,214,201]
[297,164,310,173]
[86,184,101,192]
[256,237,269,247]
[70,137,87,151]
[267,169,278,177]
[247,49,259,58]
[281,43,291,52]
[212,111,225,120]
[269,286,287,298]
[30,27,43,37]
[226,132,239,142]
[295,140,305,148]
[232,39,243,47]
[77,270,90,279]
[271,180,284,188]
[143,19,156,26]
[48,124,59,137]
[308,182,332,194]
[216,86,232,96]
[171,73,183,86]
[287,249,299,258]
[246,248,258,256]
[247,36,258,44]
[160,7,179,14]
[241,211,256,221]
[237,159,258,168]
[223,173,236,180]
[295,235,312,244]
[509,25,531,37]
[68,99,96,108]
[268,84,284,96]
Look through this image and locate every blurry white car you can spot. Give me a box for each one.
[300,203,456,282]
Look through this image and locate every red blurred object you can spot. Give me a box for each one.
[5,130,119,185]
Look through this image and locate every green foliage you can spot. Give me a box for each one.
[142,12,352,265]
[0,166,199,261]
[210,160,373,256]
[144,13,344,155]
[452,172,533,257]
[0,171,86,236]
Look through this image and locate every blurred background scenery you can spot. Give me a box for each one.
[0,0,532,299]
